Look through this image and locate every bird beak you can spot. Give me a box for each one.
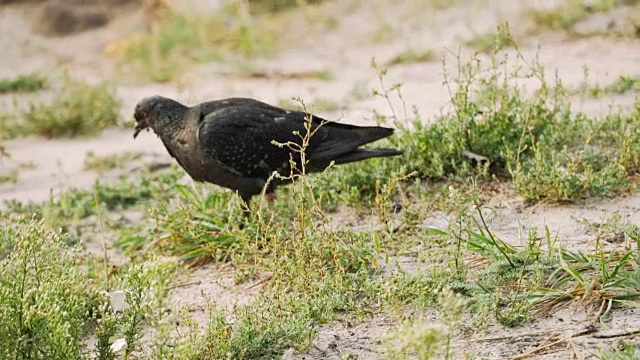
[133,122,147,139]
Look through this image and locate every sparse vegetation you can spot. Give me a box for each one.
[0,74,46,94]
[384,49,437,66]
[0,169,19,184]
[84,151,143,172]
[525,0,628,35]
[589,75,640,98]
[237,67,334,81]
[247,0,323,14]
[465,22,515,53]
[0,77,121,139]
[24,78,120,138]
[371,22,395,43]
[2,166,183,244]
[598,341,640,359]
[108,2,298,82]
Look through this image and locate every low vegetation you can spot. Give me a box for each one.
[0,77,121,139]
[0,74,46,94]
[84,151,143,173]
[525,0,639,36]
[384,49,437,66]
[247,0,324,14]
[1,24,639,359]
[464,23,515,53]
[589,75,640,98]
[107,1,306,82]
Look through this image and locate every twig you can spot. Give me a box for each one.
[474,199,515,269]
[94,191,110,291]
[592,329,640,339]
[464,328,570,343]
[568,339,585,360]
[168,280,202,291]
[591,299,606,324]
[247,275,272,290]
[508,326,597,360]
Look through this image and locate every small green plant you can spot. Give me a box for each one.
[385,319,450,359]
[384,289,466,359]
[371,22,395,43]
[247,0,323,14]
[23,77,120,138]
[0,218,92,360]
[84,151,143,173]
[525,0,620,35]
[530,246,640,318]
[0,168,18,184]
[465,26,515,53]
[589,75,640,98]
[0,114,20,140]
[115,183,238,264]
[597,341,640,360]
[384,49,437,66]
[0,74,46,93]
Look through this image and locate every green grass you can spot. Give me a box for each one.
[335,50,640,203]
[384,49,437,66]
[24,78,120,138]
[0,77,121,139]
[110,3,296,82]
[525,0,622,35]
[589,75,640,98]
[84,151,143,173]
[597,341,640,360]
[0,74,46,94]
[0,169,19,184]
[2,166,184,245]
[465,23,515,53]
[247,0,323,14]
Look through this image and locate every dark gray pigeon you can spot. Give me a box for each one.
[133,95,402,214]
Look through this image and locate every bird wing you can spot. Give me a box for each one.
[196,101,331,179]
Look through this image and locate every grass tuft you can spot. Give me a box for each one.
[16,77,121,138]
[84,151,143,173]
[0,74,46,94]
[384,49,437,66]
[525,0,622,35]
[589,75,640,98]
[465,23,515,53]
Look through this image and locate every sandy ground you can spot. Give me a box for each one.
[1,0,639,358]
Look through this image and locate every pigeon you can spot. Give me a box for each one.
[133,95,403,214]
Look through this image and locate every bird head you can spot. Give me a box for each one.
[133,96,161,139]
[133,95,189,139]
[134,95,182,139]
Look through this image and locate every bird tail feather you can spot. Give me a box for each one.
[331,148,403,165]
